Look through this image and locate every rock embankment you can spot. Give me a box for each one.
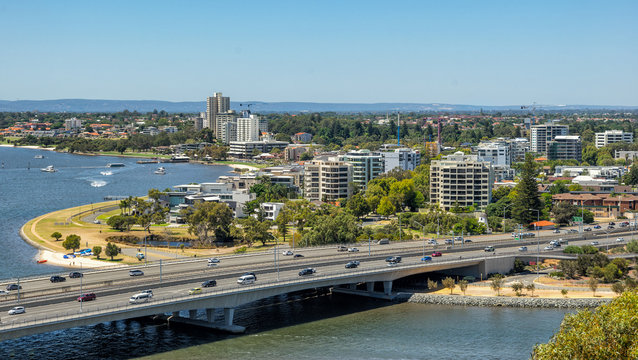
[406,293,611,308]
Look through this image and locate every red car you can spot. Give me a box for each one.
[77,293,96,302]
[432,251,442,257]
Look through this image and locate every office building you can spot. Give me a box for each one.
[429,152,493,211]
[338,150,384,190]
[530,124,569,154]
[303,158,353,202]
[547,135,582,161]
[228,140,289,158]
[595,130,634,148]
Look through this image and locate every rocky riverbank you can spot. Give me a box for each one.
[406,293,611,308]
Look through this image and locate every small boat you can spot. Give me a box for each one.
[106,163,125,167]
[37,259,48,264]
[154,167,166,175]
[100,171,113,176]
[34,155,44,159]
[40,165,57,172]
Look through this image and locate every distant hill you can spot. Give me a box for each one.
[0,99,636,113]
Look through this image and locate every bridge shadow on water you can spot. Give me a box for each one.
[0,288,396,360]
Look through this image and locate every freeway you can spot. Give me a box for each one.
[0,223,634,329]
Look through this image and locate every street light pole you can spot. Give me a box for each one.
[413,220,426,258]
[529,208,540,279]
[270,233,280,281]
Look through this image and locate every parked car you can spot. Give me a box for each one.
[50,275,66,283]
[8,306,25,315]
[282,250,294,256]
[593,225,602,229]
[202,279,217,287]
[69,271,83,278]
[345,261,359,269]
[188,288,202,295]
[6,284,21,291]
[337,246,348,252]
[518,246,528,252]
[608,225,615,229]
[294,254,304,258]
[298,268,316,276]
[77,293,96,302]
[609,221,616,225]
[207,257,220,263]
[129,270,144,276]
[616,237,625,242]
[484,246,495,252]
[421,256,432,262]
[591,241,599,246]
[347,247,359,252]
[432,251,442,257]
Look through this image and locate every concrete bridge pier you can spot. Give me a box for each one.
[188,309,197,319]
[349,283,357,290]
[383,281,392,295]
[206,308,214,323]
[366,282,375,293]
[223,308,235,327]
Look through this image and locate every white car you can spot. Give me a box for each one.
[348,247,359,252]
[8,306,25,315]
[518,246,528,252]
[282,250,293,256]
[207,257,220,263]
[0,290,9,296]
[543,246,554,251]
[387,261,398,267]
[591,241,599,246]
[616,237,625,242]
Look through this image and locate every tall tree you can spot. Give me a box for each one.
[511,154,543,226]
[182,201,234,245]
[62,234,81,252]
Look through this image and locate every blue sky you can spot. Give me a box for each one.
[0,0,636,105]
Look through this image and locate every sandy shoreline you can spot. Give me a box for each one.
[36,250,121,269]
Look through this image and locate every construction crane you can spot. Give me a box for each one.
[520,102,544,126]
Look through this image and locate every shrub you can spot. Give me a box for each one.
[611,282,625,295]
[563,245,583,254]
[511,282,524,296]
[427,278,438,290]
[627,240,638,253]
[561,289,568,297]
[458,280,469,295]
[549,271,565,279]
[513,258,526,273]
[526,283,536,297]
[581,245,599,254]
[234,246,247,254]
[442,277,456,294]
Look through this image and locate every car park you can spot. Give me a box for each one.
[69,271,83,278]
[282,250,293,256]
[348,247,359,252]
[294,254,304,258]
[432,251,442,257]
[345,261,359,269]
[8,306,25,315]
[50,275,66,283]
[202,279,217,287]
[298,268,316,276]
[484,246,495,252]
[591,241,599,246]
[421,256,432,262]
[616,237,625,242]
[518,246,527,252]
[77,293,96,302]
[6,284,21,291]
[129,269,144,276]
[189,288,202,295]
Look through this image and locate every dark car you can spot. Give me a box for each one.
[608,225,615,229]
[50,275,66,283]
[298,268,316,276]
[594,225,602,229]
[77,293,96,302]
[243,272,257,281]
[293,254,304,258]
[69,271,83,278]
[6,284,21,291]
[385,256,402,263]
[202,279,217,288]
[609,222,615,225]
[345,261,359,269]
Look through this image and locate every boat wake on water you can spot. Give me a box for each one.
[100,171,113,176]
[90,180,108,187]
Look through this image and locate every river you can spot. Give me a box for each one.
[0,147,568,359]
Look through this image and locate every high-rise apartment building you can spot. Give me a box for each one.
[236,113,261,142]
[430,152,493,211]
[530,124,568,154]
[380,147,421,173]
[595,130,634,148]
[215,112,238,144]
[205,92,230,135]
[65,117,82,131]
[548,135,582,161]
[303,158,353,202]
[337,150,384,190]
[476,141,511,166]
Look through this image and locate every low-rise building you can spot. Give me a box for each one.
[165,182,256,221]
[552,192,638,218]
[228,140,289,158]
[595,130,634,148]
[260,202,285,221]
[292,132,313,143]
[380,147,421,172]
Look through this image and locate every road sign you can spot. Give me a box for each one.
[573,216,583,222]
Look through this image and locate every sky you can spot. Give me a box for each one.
[0,0,636,105]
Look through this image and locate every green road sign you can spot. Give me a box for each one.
[572,216,583,222]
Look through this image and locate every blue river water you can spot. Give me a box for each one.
[0,147,569,359]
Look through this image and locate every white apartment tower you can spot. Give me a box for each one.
[236,113,261,142]
[430,152,493,211]
[530,124,569,154]
[337,150,384,190]
[304,158,353,202]
[476,141,511,166]
[595,130,634,148]
[205,92,231,135]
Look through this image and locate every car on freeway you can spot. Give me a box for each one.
[444,239,454,244]
[202,279,217,287]
[427,239,438,245]
[464,239,472,243]
[553,229,560,234]
[337,246,348,252]
[207,257,220,264]
[385,256,402,263]
[590,241,599,246]
[77,293,96,302]
[6,284,21,291]
[294,254,304,258]
[593,225,602,229]
[421,256,432,262]
[559,239,569,244]
[243,272,257,281]
[207,261,218,267]
[609,221,616,225]
[139,289,153,297]
[129,269,144,276]
[608,225,615,229]
[386,261,398,267]
[584,227,592,232]
[376,239,390,245]
[518,246,528,252]
[69,271,83,278]
[282,250,294,256]
[568,229,578,233]
[348,247,359,252]
[616,237,625,242]
[484,246,495,252]
[8,306,25,315]
[237,274,256,285]
[543,246,554,251]
[298,268,316,276]
[188,288,202,295]
[432,251,442,257]
[0,290,9,296]
[345,261,359,269]
[50,275,66,283]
